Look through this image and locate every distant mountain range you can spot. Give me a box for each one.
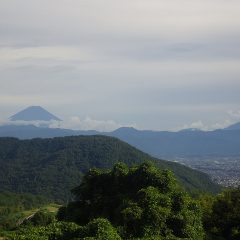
[108,126,240,157]
[0,124,240,157]
[2,106,240,157]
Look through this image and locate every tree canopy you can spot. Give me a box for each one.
[205,188,240,240]
[58,162,204,239]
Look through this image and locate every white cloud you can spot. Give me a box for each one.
[0,119,59,128]
[0,116,137,132]
[228,109,240,119]
[178,119,232,131]
[0,46,95,65]
[50,116,135,132]
[178,110,240,131]
[1,0,240,40]
[178,120,208,131]
[210,120,233,130]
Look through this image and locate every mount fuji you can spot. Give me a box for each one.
[9,106,61,122]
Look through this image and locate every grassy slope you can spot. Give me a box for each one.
[21,203,61,218]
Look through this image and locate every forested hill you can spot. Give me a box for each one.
[0,136,220,202]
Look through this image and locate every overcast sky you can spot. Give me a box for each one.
[1,0,240,131]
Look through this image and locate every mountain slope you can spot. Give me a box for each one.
[0,136,220,202]
[9,106,61,121]
[224,122,240,130]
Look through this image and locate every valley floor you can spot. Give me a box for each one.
[169,155,240,187]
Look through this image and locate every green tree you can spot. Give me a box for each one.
[208,188,240,240]
[10,218,120,240]
[58,162,204,239]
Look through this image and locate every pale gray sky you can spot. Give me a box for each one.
[1,0,240,131]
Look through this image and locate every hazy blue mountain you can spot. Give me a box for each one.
[224,122,240,130]
[0,125,97,139]
[9,106,61,121]
[108,127,240,157]
[0,125,240,157]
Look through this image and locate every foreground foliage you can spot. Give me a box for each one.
[202,189,240,240]
[2,163,239,240]
[9,218,121,240]
[58,162,204,239]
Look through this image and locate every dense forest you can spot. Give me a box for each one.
[1,163,239,240]
[0,136,220,202]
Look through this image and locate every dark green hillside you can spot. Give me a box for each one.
[0,136,220,202]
